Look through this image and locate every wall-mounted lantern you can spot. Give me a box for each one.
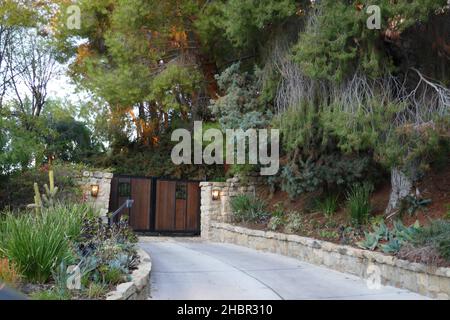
[212,188,220,201]
[91,184,99,198]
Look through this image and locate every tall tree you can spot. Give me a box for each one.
[53,0,221,146]
[9,29,59,118]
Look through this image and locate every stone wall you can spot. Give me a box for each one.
[199,178,450,300]
[209,222,450,300]
[200,177,265,240]
[78,171,113,222]
[106,248,152,300]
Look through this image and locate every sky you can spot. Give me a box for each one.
[47,71,81,102]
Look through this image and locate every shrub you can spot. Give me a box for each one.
[318,230,339,241]
[0,162,84,211]
[315,194,339,218]
[285,213,303,234]
[267,216,285,231]
[86,282,108,299]
[74,218,138,291]
[30,289,69,300]
[45,203,98,241]
[278,155,376,199]
[411,220,450,261]
[346,183,373,226]
[0,258,21,287]
[0,203,94,284]
[230,194,269,223]
[102,266,124,285]
[1,212,71,283]
[399,195,432,217]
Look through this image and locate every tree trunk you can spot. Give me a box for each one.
[385,167,413,216]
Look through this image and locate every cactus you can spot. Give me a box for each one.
[32,182,43,214]
[28,169,59,212]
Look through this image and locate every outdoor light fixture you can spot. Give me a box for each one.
[212,189,220,201]
[91,185,99,198]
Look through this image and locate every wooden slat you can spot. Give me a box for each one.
[175,199,187,230]
[130,178,151,230]
[155,180,176,231]
[186,182,200,231]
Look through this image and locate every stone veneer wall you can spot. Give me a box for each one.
[77,171,113,222]
[200,177,265,240]
[199,178,450,300]
[106,248,152,300]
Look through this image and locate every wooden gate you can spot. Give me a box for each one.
[109,176,200,234]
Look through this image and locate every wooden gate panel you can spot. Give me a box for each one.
[186,182,200,231]
[175,199,187,231]
[155,180,176,231]
[110,176,200,234]
[130,178,151,230]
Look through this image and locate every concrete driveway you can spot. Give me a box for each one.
[140,238,428,300]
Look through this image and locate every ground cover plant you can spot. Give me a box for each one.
[0,204,138,299]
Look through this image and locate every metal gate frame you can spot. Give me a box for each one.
[109,175,201,235]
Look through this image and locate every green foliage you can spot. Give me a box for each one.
[320,97,400,155]
[379,239,402,254]
[392,220,422,244]
[230,194,269,223]
[372,220,390,241]
[277,154,375,199]
[318,230,339,241]
[357,220,422,254]
[399,195,432,217]
[85,282,108,300]
[357,231,380,251]
[51,262,74,299]
[210,63,271,131]
[346,183,373,226]
[0,99,101,174]
[216,0,297,48]
[411,220,450,261]
[91,141,224,180]
[292,1,448,82]
[267,216,285,232]
[30,289,70,301]
[29,169,58,213]
[284,213,304,234]
[0,110,48,174]
[102,266,124,285]
[279,160,320,199]
[315,194,339,218]
[0,162,85,211]
[147,65,203,113]
[0,211,71,283]
[0,204,98,283]
[47,204,98,241]
[275,102,320,154]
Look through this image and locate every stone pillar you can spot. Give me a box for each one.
[200,182,222,240]
[199,176,265,240]
[79,171,114,223]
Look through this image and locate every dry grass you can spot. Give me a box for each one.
[0,258,21,287]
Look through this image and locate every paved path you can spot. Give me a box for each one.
[140,237,428,300]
